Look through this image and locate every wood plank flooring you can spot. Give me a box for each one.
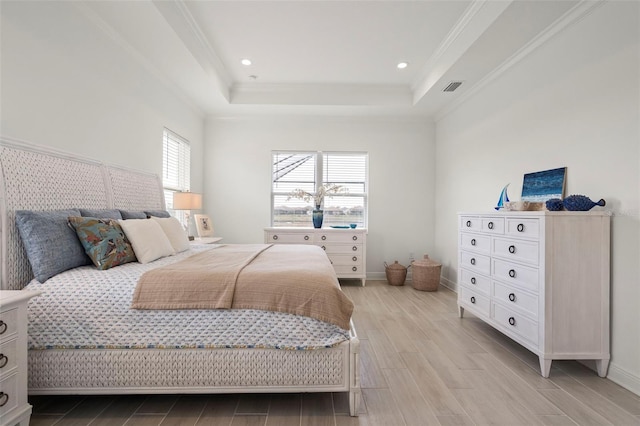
[29,280,640,425]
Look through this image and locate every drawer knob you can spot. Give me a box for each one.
[508,293,516,302]
[470,296,476,304]
[508,317,516,326]
[0,321,6,335]
[508,245,516,254]
[0,392,8,407]
[0,354,7,369]
[352,236,358,241]
[272,235,278,240]
[470,238,476,246]
[352,246,358,251]
[466,220,471,227]
[321,246,326,250]
[352,266,358,272]
[470,258,476,265]
[470,277,476,285]
[517,223,525,232]
[508,269,516,278]
[304,235,309,241]
[488,221,494,230]
[321,235,327,241]
[352,256,358,262]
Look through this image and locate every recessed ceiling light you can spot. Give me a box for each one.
[397,62,408,69]
[241,59,252,66]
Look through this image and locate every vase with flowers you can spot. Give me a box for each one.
[288,183,347,228]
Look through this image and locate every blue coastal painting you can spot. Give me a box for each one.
[521,167,567,202]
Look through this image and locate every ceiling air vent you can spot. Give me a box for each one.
[443,81,463,92]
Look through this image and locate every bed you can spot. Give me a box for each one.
[0,138,361,416]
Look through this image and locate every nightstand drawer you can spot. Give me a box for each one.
[0,309,17,342]
[0,339,17,377]
[492,237,539,265]
[0,373,18,418]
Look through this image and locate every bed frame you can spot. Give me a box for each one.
[0,137,361,416]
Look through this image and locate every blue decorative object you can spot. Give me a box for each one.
[495,184,510,210]
[312,209,324,228]
[545,198,564,211]
[562,195,606,211]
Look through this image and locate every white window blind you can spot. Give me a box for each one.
[271,151,368,227]
[162,128,191,209]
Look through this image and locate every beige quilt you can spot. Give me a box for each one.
[132,244,354,330]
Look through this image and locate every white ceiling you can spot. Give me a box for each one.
[76,0,587,118]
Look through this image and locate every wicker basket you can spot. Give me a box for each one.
[411,255,441,291]
[384,261,408,286]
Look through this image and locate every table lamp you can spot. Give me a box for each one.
[172,191,202,240]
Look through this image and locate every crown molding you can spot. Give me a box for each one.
[434,0,606,122]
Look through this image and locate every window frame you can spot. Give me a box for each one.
[162,128,191,215]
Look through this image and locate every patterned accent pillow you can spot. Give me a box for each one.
[68,217,137,270]
[15,209,91,282]
[119,210,147,220]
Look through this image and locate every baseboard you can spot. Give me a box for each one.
[440,277,458,292]
[606,363,640,396]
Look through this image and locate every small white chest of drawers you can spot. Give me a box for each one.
[0,290,40,426]
[264,228,367,286]
[457,211,610,377]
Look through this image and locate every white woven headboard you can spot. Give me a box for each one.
[0,138,165,290]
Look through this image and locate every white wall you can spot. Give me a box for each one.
[434,2,640,394]
[0,1,204,190]
[204,116,436,278]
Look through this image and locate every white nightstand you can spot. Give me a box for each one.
[192,237,223,244]
[0,290,40,426]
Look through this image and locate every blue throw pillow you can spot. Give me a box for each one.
[119,210,147,220]
[68,217,136,270]
[144,210,171,218]
[79,208,123,220]
[15,209,91,282]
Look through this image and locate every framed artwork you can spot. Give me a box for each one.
[194,214,214,237]
[521,167,567,202]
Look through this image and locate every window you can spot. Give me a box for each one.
[162,128,191,212]
[272,151,368,227]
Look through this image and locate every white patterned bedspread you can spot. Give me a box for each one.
[25,245,350,351]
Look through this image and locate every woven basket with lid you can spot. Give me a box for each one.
[384,260,408,286]
[411,255,441,291]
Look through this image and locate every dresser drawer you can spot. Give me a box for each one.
[460,233,490,254]
[0,372,18,418]
[460,216,482,232]
[492,281,538,319]
[0,308,17,342]
[318,243,363,255]
[315,232,363,244]
[333,264,364,275]
[460,251,491,275]
[492,237,539,265]
[459,287,490,318]
[492,302,538,346]
[506,218,540,239]
[266,232,313,244]
[0,339,17,378]
[328,254,362,267]
[459,268,490,295]
[492,259,539,293]
[481,217,504,234]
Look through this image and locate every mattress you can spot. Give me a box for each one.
[25,245,351,352]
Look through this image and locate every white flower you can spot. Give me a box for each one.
[288,184,347,208]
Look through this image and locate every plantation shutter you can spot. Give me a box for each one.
[162,128,191,209]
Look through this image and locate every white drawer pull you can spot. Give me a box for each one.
[508,317,516,326]
[0,392,8,407]
[508,269,516,278]
[470,296,476,304]
[471,238,476,246]
[352,236,358,241]
[272,235,278,240]
[466,220,471,227]
[508,245,516,254]
[321,235,327,241]
[508,293,516,302]
[488,221,494,230]
[0,354,7,368]
[470,258,476,265]
[352,256,358,262]
[517,223,524,232]
[352,266,358,272]
[304,235,309,241]
[470,277,476,285]
[352,246,358,251]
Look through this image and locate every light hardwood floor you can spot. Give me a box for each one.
[29,280,640,426]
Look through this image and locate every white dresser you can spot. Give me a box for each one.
[264,228,367,286]
[0,291,40,426]
[457,211,610,377]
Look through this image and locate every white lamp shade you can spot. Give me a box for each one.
[173,192,202,210]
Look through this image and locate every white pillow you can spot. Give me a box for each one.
[118,219,174,264]
[150,216,190,253]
